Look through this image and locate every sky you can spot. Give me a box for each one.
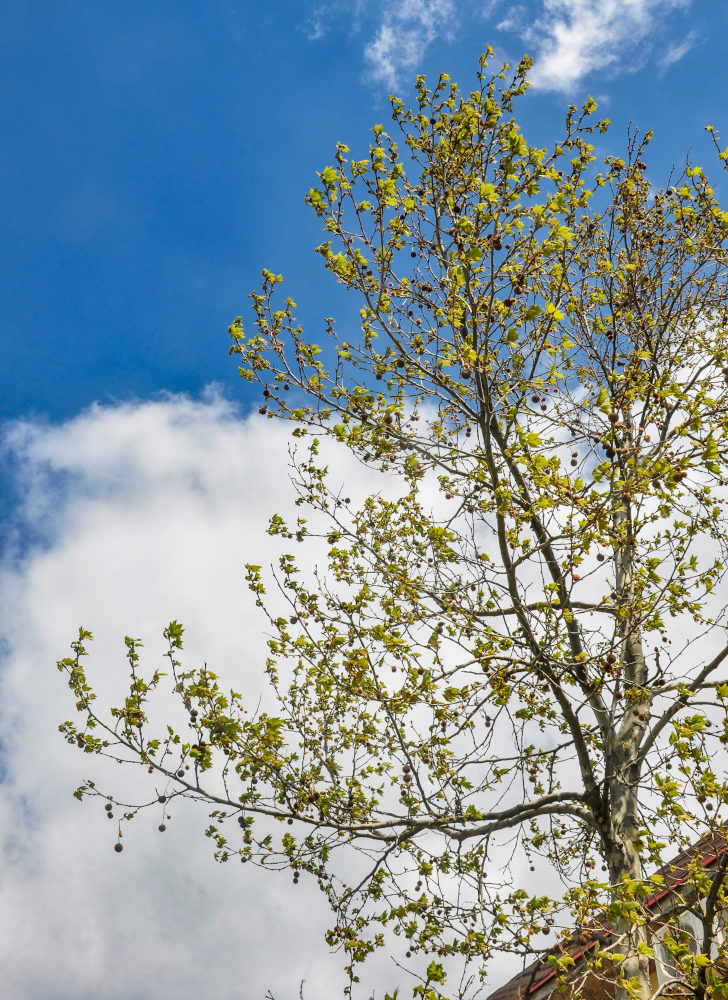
[2,1,728,997]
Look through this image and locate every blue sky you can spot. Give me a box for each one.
[2,0,727,424]
[2,3,728,998]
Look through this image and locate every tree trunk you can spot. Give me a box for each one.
[603,426,652,1000]
[604,748,652,1000]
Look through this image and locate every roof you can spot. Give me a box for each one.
[486,831,727,1000]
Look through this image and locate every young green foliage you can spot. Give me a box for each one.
[59,54,728,1000]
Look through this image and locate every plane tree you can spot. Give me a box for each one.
[59,53,728,1000]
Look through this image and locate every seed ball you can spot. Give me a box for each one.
[177,770,185,778]
[106,812,114,819]
[606,652,617,664]
[596,553,605,562]
[114,843,123,853]
[157,795,166,804]
[570,458,578,467]
[105,802,113,812]
[158,824,166,832]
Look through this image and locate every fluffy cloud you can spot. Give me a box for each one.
[0,390,567,997]
[8,387,718,997]
[520,0,695,91]
[658,28,699,70]
[303,0,456,88]
[305,0,695,93]
[4,382,723,998]
[304,0,367,42]
[0,392,390,1000]
[362,0,457,89]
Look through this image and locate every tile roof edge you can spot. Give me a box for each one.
[484,833,726,1000]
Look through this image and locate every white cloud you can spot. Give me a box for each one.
[0,390,574,997]
[362,0,456,88]
[305,0,695,94]
[6,386,720,996]
[0,392,393,1000]
[306,0,458,90]
[304,0,367,41]
[659,28,698,70]
[495,5,528,33]
[522,0,693,91]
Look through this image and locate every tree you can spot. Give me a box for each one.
[59,52,728,1000]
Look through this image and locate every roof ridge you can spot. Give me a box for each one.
[484,831,726,1000]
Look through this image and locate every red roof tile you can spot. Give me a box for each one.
[485,831,726,1000]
